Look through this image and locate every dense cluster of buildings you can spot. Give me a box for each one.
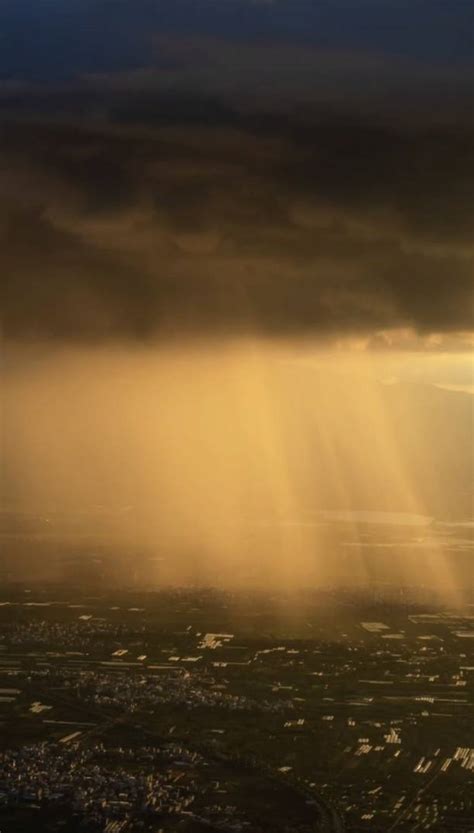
[0,742,196,829]
[74,668,295,714]
[2,618,146,652]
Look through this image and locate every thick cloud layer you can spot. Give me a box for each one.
[0,27,473,344]
[1,103,473,343]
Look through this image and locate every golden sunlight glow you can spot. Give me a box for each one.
[4,340,470,602]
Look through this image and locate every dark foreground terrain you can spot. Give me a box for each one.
[0,585,473,832]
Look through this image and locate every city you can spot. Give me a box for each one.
[0,585,473,832]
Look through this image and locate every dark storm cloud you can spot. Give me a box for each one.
[1,92,473,343]
[0,8,473,345]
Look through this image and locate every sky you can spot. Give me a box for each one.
[0,1,473,80]
[0,1,473,593]
[0,0,472,349]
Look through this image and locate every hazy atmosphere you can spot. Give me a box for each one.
[1,0,473,599]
